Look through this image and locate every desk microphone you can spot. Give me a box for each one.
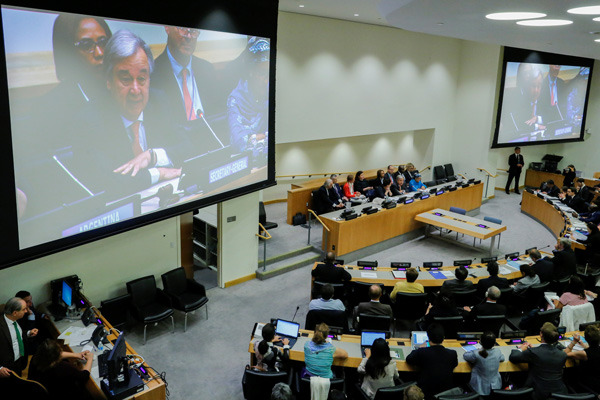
[291,306,300,322]
[197,111,225,149]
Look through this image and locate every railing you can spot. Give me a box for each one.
[307,209,330,247]
[477,168,498,198]
[256,223,272,271]
[276,165,432,181]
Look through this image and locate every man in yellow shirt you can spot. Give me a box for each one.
[390,267,424,302]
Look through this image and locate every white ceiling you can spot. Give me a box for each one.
[278,0,600,60]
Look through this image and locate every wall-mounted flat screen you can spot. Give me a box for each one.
[492,47,593,148]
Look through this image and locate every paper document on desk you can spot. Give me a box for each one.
[441,271,454,278]
[392,271,406,279]
[462,344,482,352]
[545,292,559,309]
[499,267,513,275]
[58,325,96,346]
[389,346,405,360]
[361,272,378,279]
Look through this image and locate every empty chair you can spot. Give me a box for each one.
[551,276,572,295]
[449,206,466,215]
[297,377,344,400]
[491,387,534,399]
[126,275,175,344]
[453,289,478,308]
[355,381,417,400]
[259,201,278,232]
[479,216,502,248]
[444,164,457,181]
[393,292,428,321]
[524,308,561,336]
[100,293,131,331]
[242,369,289,400]
[358,314,393,333]
[473,315,506,336]
[520,282,549,312]
[305,309,349,333]
[423,180,436,187]
[433,315,463,339]
[161,267,209,332]
[434,165,447,181]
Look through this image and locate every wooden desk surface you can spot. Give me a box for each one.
[525,169,599,190]
[249,327,579,373]
[415,208,506,240]
[319,183,483,256]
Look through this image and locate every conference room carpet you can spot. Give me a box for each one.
[123,190,554,400]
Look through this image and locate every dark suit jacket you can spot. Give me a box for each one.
[470,301,506,317]
[0,316,27,372]
[509,343,567,400]
[441,279,474,292]
[508,153,524,174]
[406,345,458,399]
[477,276,509,296]
[356,301,393,319]
[541,183,560,197]
[311,262,351,284]
[314,185,336,215]
[550,249,577,280]
[329,183,344,204]
[538,76,566,124]
[532,259,554,283]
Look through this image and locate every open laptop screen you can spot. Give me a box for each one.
[361,331,386,347]
[275,319,300,338]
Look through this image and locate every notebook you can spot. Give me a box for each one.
[273,319,300,348]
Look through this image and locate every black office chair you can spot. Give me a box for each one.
[313,281,346,302]
[6,371,49,398]
[352,281,384,307]
[305,309,349,333]
[579,320,600,331]
[297,377,344,400]
[520,282,549,312]
[358,313,393,333]
[473,315,506,336]
[423,180,436,187]
[496,287,514,310]
[242,369,290,400]
[551,275,572,295]
[549,394,596,400]
[355,381,416,400]
[100,294,131,332]
[525,308,562,336]
[161,268,209,332]
[433,315,463,339]
[393,292,428,321]
[357,260,378,268]
[491,387,534,399]
[434,165,447,181]
[259,201,278,232]
[436,393,481,400]
[444,164,457,181]
[126,275,174,344]
[452,289,478,307]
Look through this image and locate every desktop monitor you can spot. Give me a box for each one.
[107,332,128,387]
[61,280,73,308]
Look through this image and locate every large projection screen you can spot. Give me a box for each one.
[0,1,277,268]
[492,47,594,148]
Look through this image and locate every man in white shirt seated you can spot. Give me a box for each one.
[309,284,345,311]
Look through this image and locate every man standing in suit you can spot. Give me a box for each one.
[0,297,38,378]
[509,322,567,400]
[550,238,577,280]
[505,147,524,195]
[529,249,554,283]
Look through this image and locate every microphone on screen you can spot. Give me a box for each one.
[197,110,225,149]
[291,306,300,323]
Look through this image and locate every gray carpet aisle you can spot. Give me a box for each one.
[125,190,554,400]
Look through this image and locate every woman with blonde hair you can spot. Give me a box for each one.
[303,323,348,378]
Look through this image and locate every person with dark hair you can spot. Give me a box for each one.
[15,290,49,353]
[553,276,597,309]
[358,338,398,399]
[509,322,568,399]
[404,163,418,183]
[271,382,293,400]
[254,323,290,372]
[562,164,576,188]
[406,323,458,399]
[512,264,540,295]
[303,323,347,378]
[420,288,461,330]
[463,331,504,396]
[563,324,600,393]
[574,221,600,266]
[343,174,359,199]
[28,338,94,400]
[540,179,560,197]
[477,261,509,296]
[441,266,474,292]
[390,267,424,302]
[374,177,396,198]
[309,284,345,311]
[0,297,38,378]
[575,178,594,205]
[355,171,374,198]
[575,199,600,226]
[529,249,554,283]
[559,187,580,210]
[550,238,577,280]
[355,285,393,327]
[312,252,351,284]
[403,385,425,400]
[505,147,524,195]
[371,169,386,188]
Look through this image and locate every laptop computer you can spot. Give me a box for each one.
[361,331,387,357]
[273,319,300,348]
[411,331,429,350]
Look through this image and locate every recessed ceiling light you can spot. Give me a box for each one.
[594,16,600,21]
[568,6,600,15]
[486,12,546,21]
[517,19,573,26]
[354,13,359,17]
[595,38,600,42]
[299,4,304,8]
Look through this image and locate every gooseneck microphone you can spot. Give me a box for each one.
[291,306,300,323]
[197,110,225,149]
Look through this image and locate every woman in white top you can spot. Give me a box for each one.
[357,338,398,399]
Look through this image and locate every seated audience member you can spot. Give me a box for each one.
[550,238,577,280]
[509,322,568,400]
[574,221,600,266]
[355,285,393,323]
[575,199,600,226]
[358,338,399,399]
[329,174,347,205]
[575,178,594,204]
[406,323,458,399]
[312,252,351,284]
[477,261,509,296]
[529,249,554,283]
[374,178,396,198]
[371,169,386,188]
[563,324,600,393]
[354,171,374,198]
[540,179,560,197]
[512,264,540,295]
[404,385,425,400]
[271,382,293,400]
[303,323,348,378]
[553,275,596,309]
[420,289,461,330]
[464,286,506,317]
[390,267,424,302]
[28,339,94,400]
[408,173,427,192]
[404,163,418,182]
[441,266,474,292]
[343,174,358,199]
[463,331,504,396]
[254,323,290,372]
[562,164,576,188]
[394,174,409,194]
[0,297,38,377]
[559,187,577,208]
[15,290,49,352]
[309,284,345,312]
[315,179,344,214]
[385,165,396,183]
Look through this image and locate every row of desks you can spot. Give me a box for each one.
[524,169,599,189]
[249,327,580,373]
